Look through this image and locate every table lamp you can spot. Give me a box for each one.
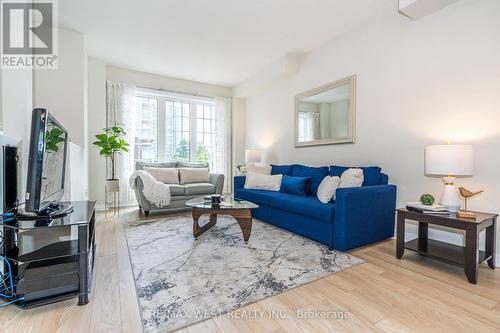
[245,149,261,165]
[425,144,474,212]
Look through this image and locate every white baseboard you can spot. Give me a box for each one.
[95,204,105,211]
[95,202,137,211]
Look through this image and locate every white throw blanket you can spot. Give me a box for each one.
[129,170,171,207]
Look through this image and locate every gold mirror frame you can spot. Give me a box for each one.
[294,75,356,147]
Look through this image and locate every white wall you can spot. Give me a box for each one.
[33,28,89,201]
[0,70,2,129]
[33,29,87,147]
[235,0,500,261]
[34,29,88,147]
[331,100,349,138]
[107,65,232,98]
[87,57,107,206]
[1,68,33,199]
[1,69,33,140]
[62,142,89,201]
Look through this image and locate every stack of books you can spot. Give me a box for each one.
[406,202,450,215]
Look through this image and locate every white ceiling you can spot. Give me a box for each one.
[302,84,349,103]
[60,0,393,87]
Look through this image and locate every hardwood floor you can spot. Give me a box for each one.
[1,208,499,333]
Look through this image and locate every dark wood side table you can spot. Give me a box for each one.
[396,208,497,284]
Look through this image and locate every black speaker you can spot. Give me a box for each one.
[3,145,18,213]
[1,145,19,281]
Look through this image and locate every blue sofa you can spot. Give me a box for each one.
[234,164,397,251]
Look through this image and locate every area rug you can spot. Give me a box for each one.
[124,214,364,332]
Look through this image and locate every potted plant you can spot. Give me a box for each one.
[92,124,129,191]
[45,127,66,153]
[236,164,247,176]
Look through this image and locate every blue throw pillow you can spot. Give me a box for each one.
[291,165,329,196]
[271,164,294,176]
[280,176,311,196]
[329,165,382,186]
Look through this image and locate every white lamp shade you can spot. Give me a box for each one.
[245,149,261,163]
[425,145,474,176]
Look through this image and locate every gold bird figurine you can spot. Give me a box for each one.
[457,187,484,219]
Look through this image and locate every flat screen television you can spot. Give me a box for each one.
[25,108,69,214]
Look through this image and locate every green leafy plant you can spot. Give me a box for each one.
[45,128,66,153]
[236,164,247,173]
[93,124,129,180]
[420,193,435,206]
[196,143,211,164]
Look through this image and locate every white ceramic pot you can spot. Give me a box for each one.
[106,179,120,192]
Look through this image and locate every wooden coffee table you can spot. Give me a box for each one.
[185,196,258,242]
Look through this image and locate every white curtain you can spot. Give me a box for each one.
[213,97,232,192]
[106,81,137,205]
[311,112,320,140]
[298,111,319,141]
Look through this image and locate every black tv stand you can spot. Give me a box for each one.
[17,203,74,220]
[0,201,96,308]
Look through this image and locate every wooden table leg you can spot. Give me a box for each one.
[396,211,405,259]
[192,209,217,238]
[229,209,253,242]
[418,222,428,252]
[486,218,496,269]
[465,225,479,284]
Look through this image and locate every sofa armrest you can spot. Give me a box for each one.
[133,176,152,210]
[334,184,397,251]
[209,173,225,194]
[234,176,246,190]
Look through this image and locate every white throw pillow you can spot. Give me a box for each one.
[246,163,272,175]
[317,176,340,203]
[244,172,282,191]
[144,167,179,184]
[179,168,209,184]
[339,168,364,189]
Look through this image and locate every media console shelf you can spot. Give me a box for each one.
[0,201,96,308]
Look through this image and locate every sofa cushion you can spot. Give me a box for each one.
[339,168,364,189]
[291,165,329,196]
[144,167,179,184]
[179,168,209,184]
[280,175,310,196]
[235,189,335,222]
[168,184,186,196]
[244,172,282,191]
[184,183,215,196]
[135,161,177,170]
[330,165,382,186]
[317,176,340,203]
[271,164,294,176]
[177,161,209,169]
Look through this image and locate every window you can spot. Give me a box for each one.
[134,90,217,168]
[195,104,215,164]
[169,101,191,161]
[298,111,315,142]
[134,96,158,162]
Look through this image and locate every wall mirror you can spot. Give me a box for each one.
[294,75,356,147]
